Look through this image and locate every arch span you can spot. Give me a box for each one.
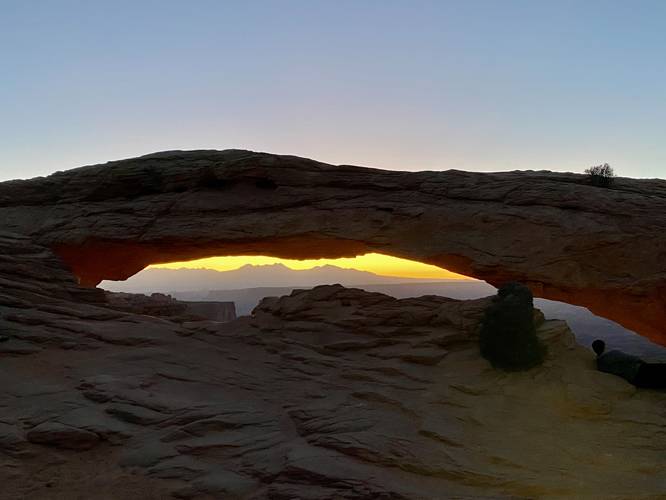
[0,150,664,345]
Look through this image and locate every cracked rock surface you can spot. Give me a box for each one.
[0,237,665,498]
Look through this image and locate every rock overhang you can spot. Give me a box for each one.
[0,149,664,345]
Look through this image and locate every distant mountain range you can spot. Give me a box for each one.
[100,263,465,293]
[190,281,496,316]
[204,282,666,361]
[101,264,666,361]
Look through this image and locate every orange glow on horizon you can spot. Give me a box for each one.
[150,253,473,280]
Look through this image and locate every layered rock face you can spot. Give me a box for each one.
[0,150,664,345]
[1,269,665,498]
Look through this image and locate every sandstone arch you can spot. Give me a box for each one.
[1,150,664,345]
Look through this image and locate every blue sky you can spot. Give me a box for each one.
[1,0,664,180]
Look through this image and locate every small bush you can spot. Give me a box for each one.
[479,282,546,371]
[585,163,614,187]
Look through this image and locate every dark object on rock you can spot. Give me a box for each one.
[479,283,547,371]
[0,335,9,342]
[592,339,666,388]
[585,163,614,187]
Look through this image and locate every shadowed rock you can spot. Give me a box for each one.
[26,422,100,451]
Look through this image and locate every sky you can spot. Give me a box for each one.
[2,1,664,277]
[1,0,665,183]
[150,253,470,280]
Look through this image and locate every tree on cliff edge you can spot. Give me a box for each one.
[479,282,546,371]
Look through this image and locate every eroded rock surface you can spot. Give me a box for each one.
[0,150,664,345]
[1,236,664,499]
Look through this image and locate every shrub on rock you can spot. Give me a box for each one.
[584,163,615,187]
[479,282,546,371]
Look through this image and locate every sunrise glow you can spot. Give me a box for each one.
[150,253,472,280]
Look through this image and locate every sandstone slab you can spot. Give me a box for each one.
[0,280,664,498]
[26,422,100,451]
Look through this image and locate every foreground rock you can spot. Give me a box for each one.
[0,255,664,498]
[0,150,664,345]
[26,422,100,451]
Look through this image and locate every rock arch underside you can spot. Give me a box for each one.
[2,150,666,497]
[1,149,665,345]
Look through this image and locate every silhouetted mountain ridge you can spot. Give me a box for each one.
[101,263,464,293]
